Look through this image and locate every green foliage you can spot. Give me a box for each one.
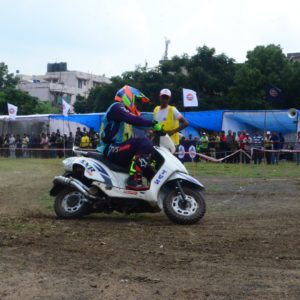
[83,44,300,113]
[0,62,59,115]
[35,101,60,114]
[0,62,19,89]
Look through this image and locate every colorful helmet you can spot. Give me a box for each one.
[115,85,150,116]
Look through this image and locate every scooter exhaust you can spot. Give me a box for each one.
[53,176,97,200]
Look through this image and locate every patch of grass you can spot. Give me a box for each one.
[185,161,300,179]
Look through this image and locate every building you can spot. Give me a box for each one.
[287,52,300,62]
[17,63,111,111]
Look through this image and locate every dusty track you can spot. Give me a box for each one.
[0,160,299,299]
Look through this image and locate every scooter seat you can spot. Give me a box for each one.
[85,152,129,173]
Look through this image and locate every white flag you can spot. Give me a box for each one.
[183,88,198,107]
[7,103,18,120]
[62,99,71,117]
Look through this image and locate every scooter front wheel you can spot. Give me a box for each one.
[163,187,206,225]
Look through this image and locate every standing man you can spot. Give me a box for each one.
[252,130,264,164]
[153,89,189,146]
[295,131,300,165]
[264,131,272,164]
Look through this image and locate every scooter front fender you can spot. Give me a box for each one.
[156,172,205,210]
[166,172,205,190]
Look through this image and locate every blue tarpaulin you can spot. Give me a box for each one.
[48,109,299,135]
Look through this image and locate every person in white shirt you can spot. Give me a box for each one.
[153,88,189,146]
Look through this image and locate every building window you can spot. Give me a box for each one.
[78,79,83,88]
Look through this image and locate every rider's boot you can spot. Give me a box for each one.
[126,155,150,191]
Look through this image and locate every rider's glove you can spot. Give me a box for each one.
[152,121,162,131]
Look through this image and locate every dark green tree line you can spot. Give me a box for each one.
[80,44,300,113]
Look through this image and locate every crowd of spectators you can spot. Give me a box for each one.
[0,127,99,159]
[1,127,299,164]
[181,130,300,165]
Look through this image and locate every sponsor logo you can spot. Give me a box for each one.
[154,169,167,184]
[123,190,138,195]
[80,159,96,176]
[269,88,278,98]
[186,93,194,101]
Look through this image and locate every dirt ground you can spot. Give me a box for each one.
[0,159,299,300]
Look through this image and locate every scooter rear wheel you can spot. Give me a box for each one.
[54,187,88,219]
[163,187,206,225]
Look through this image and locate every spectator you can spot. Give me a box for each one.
[199,132,209,155]
[40,133,49,158]
[252,130,264,164]
[219,131,227,159]
[49,132,57,158]
[264,131,272,164]
[66,132,74,156]
[295,131,300,165]
[15,134,22,158]
[80,132,91,149]
[243,133,252,164]
[214,133,221,159]
[56,134,64,158]
[226,130,235,163]
[239,130,247,163]
[0,135,3,157]
[3,134,9,157]
[271,132,280,164]
[75,127,82,146]
[8,134,16,158]
[279,132,285,160]
[22,134,30,158]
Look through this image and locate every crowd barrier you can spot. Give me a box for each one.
[1,146,299,164]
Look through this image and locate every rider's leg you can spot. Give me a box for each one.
[106,138,153,190]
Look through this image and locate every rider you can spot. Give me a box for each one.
[97,85,161,190]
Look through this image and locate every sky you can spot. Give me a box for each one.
[1,0,300,77]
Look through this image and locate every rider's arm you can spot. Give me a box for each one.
[109,103,153,127]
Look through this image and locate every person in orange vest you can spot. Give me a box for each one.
[153,89,189,146]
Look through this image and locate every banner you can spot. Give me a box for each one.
[62,99,71,117]
[176,140,198,162]
[183,88,198,107]
[7,103,18,120]
[266,85,282,102]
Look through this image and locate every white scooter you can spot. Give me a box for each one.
[50,133,206,225]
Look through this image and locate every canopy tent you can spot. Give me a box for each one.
[0,109,299,137]
[222,110,300,134]
[0,114,50,136]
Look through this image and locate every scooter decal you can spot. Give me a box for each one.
[80,159,112,186]
[154,169,167,184]
[92,163,113,186]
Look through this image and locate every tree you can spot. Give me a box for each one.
[230,44,296,109]
[0,62,60,115]
[73,95,89,113]
[0,62,19,89]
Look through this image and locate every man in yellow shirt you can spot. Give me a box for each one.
[153,89,189,146]
[80,132,91,149]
